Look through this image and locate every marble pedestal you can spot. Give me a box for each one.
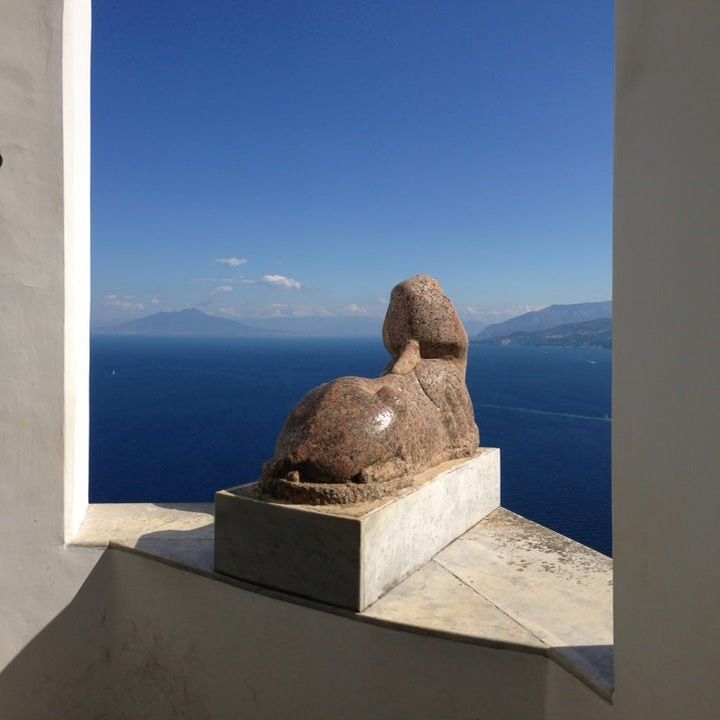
[214,448,500,611]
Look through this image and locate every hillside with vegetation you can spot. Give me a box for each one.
[474,318,612,349]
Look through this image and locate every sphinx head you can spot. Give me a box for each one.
[382,275,469,369]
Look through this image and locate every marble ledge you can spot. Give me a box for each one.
[72,502,215,568]
[71,503,613,701]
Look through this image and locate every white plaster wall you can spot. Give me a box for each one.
[104,549,551,720]
[63,0,91,540]
[2,543,619,720]
[0,552,112,719]
[10,0,720,717]
[0,0,100,669]
[613,2,720,718]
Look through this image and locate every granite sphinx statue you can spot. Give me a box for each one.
[259,275,480,504]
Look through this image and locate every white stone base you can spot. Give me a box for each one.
[214,448,500,611]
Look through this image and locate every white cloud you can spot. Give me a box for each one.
[211,285,233,295]
[104,294,144,312]
[192,276,255,287]
[287,305,333,318]
[223,302,383,319]
[150,297,160,305]
[269,303,288,317]
[213,257,248,267]
[259,274,303,290]
[342,303,369,316]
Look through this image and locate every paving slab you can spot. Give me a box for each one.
[363,559,544,652]
[434,508,613,696]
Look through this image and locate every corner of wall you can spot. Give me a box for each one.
[62,0,92,540]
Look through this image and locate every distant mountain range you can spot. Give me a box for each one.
[249,316,487,338]
[94,309,286,337]
[95,310,488,339]
[475,318,612,349]
[95,301,610,342]
[476,301,612,340]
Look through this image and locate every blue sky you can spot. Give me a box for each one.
[91,0,613,326]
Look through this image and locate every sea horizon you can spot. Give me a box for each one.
[90,336,612,556]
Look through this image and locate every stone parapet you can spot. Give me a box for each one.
[214,448,500,610]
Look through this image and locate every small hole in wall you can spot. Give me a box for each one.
[0,153,3,168]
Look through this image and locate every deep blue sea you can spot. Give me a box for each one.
[90,337,612,556]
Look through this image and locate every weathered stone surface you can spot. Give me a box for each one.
[259,275,479,504]
[215,450,500,610]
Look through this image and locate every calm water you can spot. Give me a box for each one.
[90,337,612,556]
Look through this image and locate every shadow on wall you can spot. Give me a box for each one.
[0,500,215,720]
[548,645,614,703]
[0,541,552,720]
[0,552,114,720]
